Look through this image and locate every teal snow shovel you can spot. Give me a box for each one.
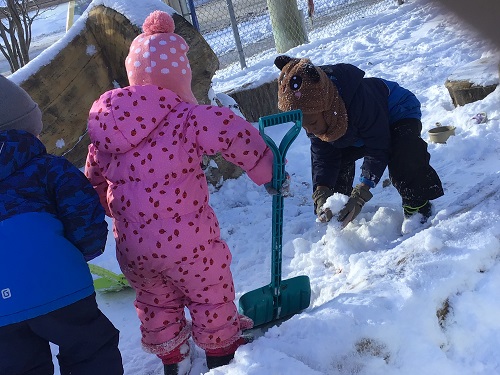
[239,110,311,328]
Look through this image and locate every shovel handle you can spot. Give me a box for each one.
[258,110,302,295]
[259,110,302,189]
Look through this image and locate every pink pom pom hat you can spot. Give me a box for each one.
[125,10,197,104]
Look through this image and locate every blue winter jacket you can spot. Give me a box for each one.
[310,63,421,189]
[0,130,108,327]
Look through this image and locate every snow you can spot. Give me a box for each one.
[2,0,500,374]
[447,55,500,87]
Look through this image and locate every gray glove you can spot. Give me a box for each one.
[337,184,373,228]
[312,186,334,222]
[265,172,291,196]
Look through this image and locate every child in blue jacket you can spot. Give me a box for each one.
[0,75,123,375]
[275,55,444,233]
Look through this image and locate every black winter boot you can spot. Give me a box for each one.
[163,355,191,375]
[403,200,432,223]
[164,363,179,375]
[205,335,252,369]
[206,353,235,369]
[401,200,433,235]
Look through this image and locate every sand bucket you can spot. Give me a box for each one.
[428,124,456,144]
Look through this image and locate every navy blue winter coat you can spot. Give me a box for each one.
[0,130,107,327]
[310,63,422,189]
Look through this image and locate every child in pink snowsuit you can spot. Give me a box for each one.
[85,10,274,374]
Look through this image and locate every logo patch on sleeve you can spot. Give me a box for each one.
[1,288,12,299]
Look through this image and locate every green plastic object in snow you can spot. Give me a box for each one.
[88,264,130,292]
[238,110,311,328]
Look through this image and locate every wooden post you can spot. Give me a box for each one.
[66,1,75,31]
[163,0,199,31]
[267,0,308,53]
[163,0,191,19]
[162,0,182,14]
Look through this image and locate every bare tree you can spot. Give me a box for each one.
[0,0,40,73]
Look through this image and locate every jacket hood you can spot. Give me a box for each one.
[318,63,365,107]
[0,129,46,181]
[87,85,183,154]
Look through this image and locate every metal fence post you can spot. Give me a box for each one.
[226,0,247,69]
[186,0,200,31]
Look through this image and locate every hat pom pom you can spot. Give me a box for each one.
[142,10,175,35]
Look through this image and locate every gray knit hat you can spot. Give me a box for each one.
[0,75,43,136]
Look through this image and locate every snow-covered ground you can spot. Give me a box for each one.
[3,0,500,374]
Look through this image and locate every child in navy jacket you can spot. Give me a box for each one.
[275,55,443,233]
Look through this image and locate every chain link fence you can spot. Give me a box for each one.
[172,0,394,70]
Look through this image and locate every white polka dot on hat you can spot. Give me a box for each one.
[125,10,197,104]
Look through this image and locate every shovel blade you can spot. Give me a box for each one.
[239,275,311,328]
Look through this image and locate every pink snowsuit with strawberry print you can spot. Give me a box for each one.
[85,84,273,356]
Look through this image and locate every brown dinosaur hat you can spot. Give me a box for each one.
[275,55,348,142]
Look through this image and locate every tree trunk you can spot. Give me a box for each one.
[267,0,308,53]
